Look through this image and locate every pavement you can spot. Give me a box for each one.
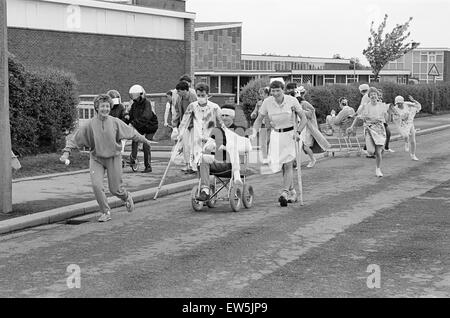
[1,113,449,236]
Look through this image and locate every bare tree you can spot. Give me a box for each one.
[363,14,419,81]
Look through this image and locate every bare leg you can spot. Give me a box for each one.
[410,128,418,160]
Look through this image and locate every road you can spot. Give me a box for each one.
[0,129,449,298]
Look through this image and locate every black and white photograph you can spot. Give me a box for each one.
[0,0,450,304]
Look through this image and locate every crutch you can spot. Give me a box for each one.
[293,112,304,206]
[153,140,181,200]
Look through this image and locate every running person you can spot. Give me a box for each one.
[347,87,389,177]
[250,80,308,206]
[60,94,154,222]
[391,95,422,161]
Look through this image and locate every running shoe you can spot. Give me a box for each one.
[385,148,395,153]
[98,211,111,222]
[307,159,316,168]
[198,188,210,201]
[375,168,383,177]
[125,193,134,213]
[411,154,419,161]
[287,189,298,203]
[278,191,289,207]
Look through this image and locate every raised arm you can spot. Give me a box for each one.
[408,95,422,111]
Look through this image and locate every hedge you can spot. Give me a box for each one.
[240,78,270,124]
[9,56,79,155]
[240,79,450,125]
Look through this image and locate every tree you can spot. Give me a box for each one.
[349,57,369,70]
[363,14,419,81]
[333,53,342,59]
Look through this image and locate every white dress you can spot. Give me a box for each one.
[259,95,304,173]
[392,102,420,138]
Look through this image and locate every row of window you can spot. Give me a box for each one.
[389,51,444,66]
[241,60,325,71]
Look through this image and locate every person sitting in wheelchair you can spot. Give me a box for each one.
[324,97,356,135]
[197,104,251,201]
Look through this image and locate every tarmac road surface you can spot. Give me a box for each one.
[0,129,449,298]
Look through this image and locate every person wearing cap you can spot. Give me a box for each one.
[391,95,422,161]
[250,80,308,206]
[347,87,390,177]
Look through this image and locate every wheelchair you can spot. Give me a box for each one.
[190,152,254,212]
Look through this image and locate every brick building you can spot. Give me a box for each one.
[6,0,195,95]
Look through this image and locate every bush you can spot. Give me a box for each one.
[240,78,270,124]
[9,56,79,155]
[240,77,450,125]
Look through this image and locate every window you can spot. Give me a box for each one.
[421,63,428,73]
[413,63,420,74]
[397,63,404,69]
[421,54,428,62]
[437,55,443,62]
[336,75,346,84]
[324,75,335,85]
[84,109,89,119]
[429,54,436,63]
[346,75,357,84]
[413,51,420,63]
[397,76,407,84]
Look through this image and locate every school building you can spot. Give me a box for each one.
[193,22,411,103]
[384,48,450,83]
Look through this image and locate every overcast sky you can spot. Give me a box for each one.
[186,0,450,65]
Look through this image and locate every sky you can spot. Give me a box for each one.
[185,0,450,66]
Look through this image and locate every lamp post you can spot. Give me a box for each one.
[350,57,357,83]
[0,0,12,213]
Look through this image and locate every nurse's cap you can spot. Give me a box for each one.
[270,77,285,85]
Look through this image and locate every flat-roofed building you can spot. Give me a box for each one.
[384,47,450,83]
[6,0,195,94]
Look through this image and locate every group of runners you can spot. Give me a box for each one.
[59,76,422,221]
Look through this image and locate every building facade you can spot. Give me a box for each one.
[7,0,195,95]
[193,22,410,103]
[384,48,450,83]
